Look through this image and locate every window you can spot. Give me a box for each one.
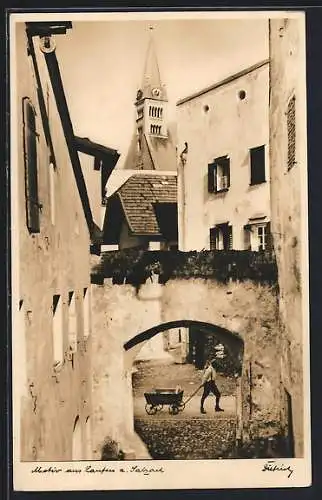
[75,212,80,236]
[257,225,267,251]
[244,221,271,251]
[52,295,64,368]
[210,223,232,251]
[22,98,41,233]
[250,145,266,185]
[287,95,296,170]
[150,124,161,136]
[208,156,230,193]
[68,292,77,354]
[137,126,143,152]
[83,288,90,340]
[154,107,163,118]
[238,90,247,100]
[148,241,161,251]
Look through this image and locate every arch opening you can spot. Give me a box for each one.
[128,320,244,460]
[125,320,244,372]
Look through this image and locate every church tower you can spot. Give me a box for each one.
[123,27,176,171]
[135,28,168,143]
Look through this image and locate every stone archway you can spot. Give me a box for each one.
[90,278,281,458]
[124,319,244,372]
[126,320,244,459]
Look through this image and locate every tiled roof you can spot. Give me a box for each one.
[118,174,177,235]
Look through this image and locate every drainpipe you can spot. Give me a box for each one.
[178,142,188,251]
[35,34,100,243]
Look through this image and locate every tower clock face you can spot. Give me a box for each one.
[152,88,161,97]
[136,89,143,100]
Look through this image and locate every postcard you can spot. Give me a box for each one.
[9,9,311,490]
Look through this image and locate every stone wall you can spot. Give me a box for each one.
[269,17,308,457]
[91,274,281,456]
[91,283,145,459]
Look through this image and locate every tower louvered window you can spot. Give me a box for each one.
[22,98,41,233]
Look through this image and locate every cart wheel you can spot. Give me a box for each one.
[156,404,163,412]
[169,405,179,415]
[178,402,185,411]
[145,404,157,415]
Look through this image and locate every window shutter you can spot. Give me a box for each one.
[228,225,233,250]
[208,163,215,193]
[209,227,216,250]
[224,158,231,188]
[287,95,296,170]
[243,225,251,250]
[250,148,256,184]
[23,98,40,233]
[266,221,273,252]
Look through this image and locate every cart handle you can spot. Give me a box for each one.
[183,384,204,405]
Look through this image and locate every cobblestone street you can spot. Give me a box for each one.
[132,358,238,459]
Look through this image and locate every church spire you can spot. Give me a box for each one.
[134,26,168,144]
[139,26,167,102]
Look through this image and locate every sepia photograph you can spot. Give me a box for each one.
[9,10,311,490]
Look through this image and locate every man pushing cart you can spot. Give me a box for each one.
[144,358,224,415]
[200,358,224,414]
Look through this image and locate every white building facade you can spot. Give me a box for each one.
[176,60,270,252]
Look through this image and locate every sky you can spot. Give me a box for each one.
[54,16,269,167]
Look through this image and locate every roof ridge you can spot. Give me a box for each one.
[177,59,269,106]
